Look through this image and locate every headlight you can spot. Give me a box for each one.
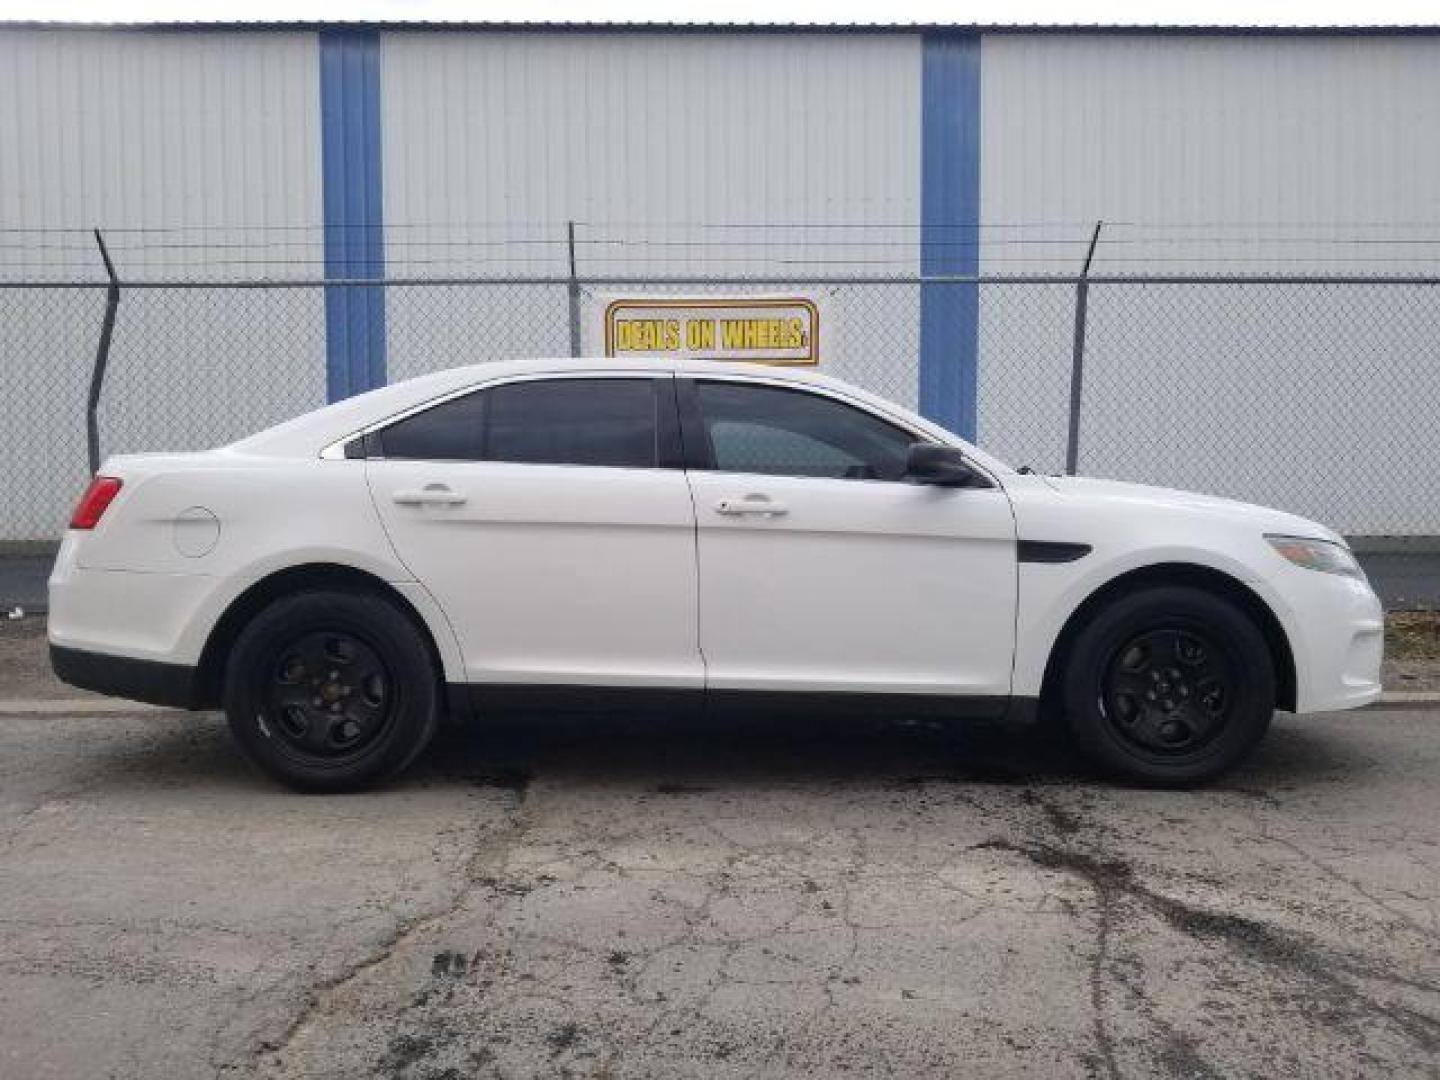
[1265,534,1363,578]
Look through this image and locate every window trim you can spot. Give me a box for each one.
[328,372,684,471]
[677,375,967,486]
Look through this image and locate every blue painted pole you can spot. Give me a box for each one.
[320,29,386,402]
[918,34,982,439]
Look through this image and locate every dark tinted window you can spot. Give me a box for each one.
[376,390,487,460]
[377,378,659,468]
[694,382,917,481]
[486,378,657,467]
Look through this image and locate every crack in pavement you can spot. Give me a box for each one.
[1261,828,1440,943]
[255,771,534,1075]
[322,783,1440,1077]
[972,827,1440,1070]
[237,738,1440,1079]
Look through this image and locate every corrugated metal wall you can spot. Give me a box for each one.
[981,34,1440,242]
[978,34,1440,532]
[3,26,1439,542]
[0,29,325,543]
[0,30,321,235]
[382,32,919,242]
[379,31,924,401]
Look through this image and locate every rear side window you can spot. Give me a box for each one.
[375,378,660,468]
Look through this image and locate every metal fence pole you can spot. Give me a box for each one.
[86,228,121,475]
[1064,220,1104,476]
[567,220,582,357]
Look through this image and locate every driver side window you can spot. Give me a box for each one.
[692,381,917,482]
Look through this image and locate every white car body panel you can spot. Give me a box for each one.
[368,458,702,689]
[688,469,1016,695]
[1006,474,1383,713]
[48,454,467,684]
[48,356,1383,722]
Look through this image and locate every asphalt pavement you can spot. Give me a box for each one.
[1,620,1438,1078]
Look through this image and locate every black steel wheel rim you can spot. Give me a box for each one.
[1099,626,1235,755]
[260,631,395,761]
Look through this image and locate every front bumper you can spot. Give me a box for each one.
[1269,569,1384,714]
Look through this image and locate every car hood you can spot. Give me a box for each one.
[1038,475,1344,544]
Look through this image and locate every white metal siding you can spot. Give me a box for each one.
[981,34,1440,243]
[4,27,1439,545]
[978,34,1440,533]
[0,29,321,243]
[379,31,924,404]
[0,29,325,543]
[380,32,919,243]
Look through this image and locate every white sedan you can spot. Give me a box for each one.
[49,358,1383,791]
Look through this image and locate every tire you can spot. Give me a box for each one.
[223,589,440,792]
[1061,585,1275,786]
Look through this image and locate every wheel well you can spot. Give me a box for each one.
[192,563,444,709]
[1038,563,1297,714]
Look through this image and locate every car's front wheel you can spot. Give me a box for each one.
[1061,585,1276,786]
[223,589,440,792]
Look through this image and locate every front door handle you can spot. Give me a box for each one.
[714,495,788,517]
[392,484,467,507]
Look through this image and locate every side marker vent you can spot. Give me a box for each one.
[1017,540,1092,564]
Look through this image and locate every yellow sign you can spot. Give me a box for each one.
[603,297,820,366]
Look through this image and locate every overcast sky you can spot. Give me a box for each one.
[4,0,1440,26]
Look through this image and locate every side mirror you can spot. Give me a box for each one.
[905,444,984,488]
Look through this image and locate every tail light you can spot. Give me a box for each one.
[69,476,123,530]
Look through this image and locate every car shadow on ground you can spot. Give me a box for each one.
[42,707,1363,800]
[421,712,1076,787]
[409,709,1363,799]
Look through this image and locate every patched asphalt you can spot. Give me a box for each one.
[1,618,1437,1078]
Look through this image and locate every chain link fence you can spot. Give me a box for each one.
[0,286,110,550]
[103,286,328,459]
[386,283,571,384]
[3,268,1439,548]
[1078,280,1440,537]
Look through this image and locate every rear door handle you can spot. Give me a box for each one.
[392,484,467,507]
[714,495,788,517]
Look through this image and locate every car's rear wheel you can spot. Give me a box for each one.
[1061,585,1275,786]
[223,590,439,792]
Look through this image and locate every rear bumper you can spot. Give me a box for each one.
[49,541,218,667]
[50,645,199,709]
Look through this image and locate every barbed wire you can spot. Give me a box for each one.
[14,220,1440,281]
[18,217,1440,232]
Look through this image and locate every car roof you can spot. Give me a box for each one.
[412,355,843,384]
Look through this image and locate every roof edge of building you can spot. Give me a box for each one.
[3,20,1440,36]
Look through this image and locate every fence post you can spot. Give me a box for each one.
[1064,220,1104,476]
[86,228,121,475]
[566,220,582,357]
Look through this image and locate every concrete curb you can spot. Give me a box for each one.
[0,692,1437,717]
[0,699,175,716]
[1371,691,1440,706]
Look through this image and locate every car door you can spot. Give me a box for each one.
[679,376,1017,705]
[365,373,703,694]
